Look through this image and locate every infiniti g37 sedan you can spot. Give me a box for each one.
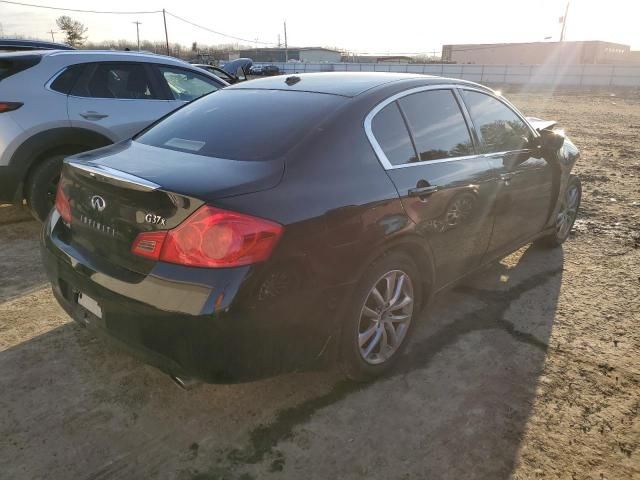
[41,73,581,384]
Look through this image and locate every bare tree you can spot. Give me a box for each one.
[56,16,87,47]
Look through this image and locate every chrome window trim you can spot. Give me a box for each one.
[457,86,538,140]
[364,84,482,170]
[44,65,76,97]
[364,84,536,170]
[45,63,174,102]
[66,94,173,102]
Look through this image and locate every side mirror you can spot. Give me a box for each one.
[539,129,565,152]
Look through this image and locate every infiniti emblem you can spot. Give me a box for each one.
[90,195,106,212]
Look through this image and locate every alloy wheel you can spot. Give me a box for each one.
[358,270,414,365]
[556,184,580,239]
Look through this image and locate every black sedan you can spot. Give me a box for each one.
[261,64,280,76]
[42,73,581,385]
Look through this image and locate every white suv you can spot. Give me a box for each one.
[0,50,227,220]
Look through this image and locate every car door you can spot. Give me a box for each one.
[152,64,223,109]
[367,87,500,287]
[458,89,554,257]
[68,62,177,141]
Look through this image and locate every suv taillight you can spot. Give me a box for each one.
[131,206,283,268]
[0,102,23,113]
[54,181,71,224]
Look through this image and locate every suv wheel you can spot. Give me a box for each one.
[340,251,422,382]
[26,154,65,222]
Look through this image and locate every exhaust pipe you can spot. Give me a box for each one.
[170,374,200,390]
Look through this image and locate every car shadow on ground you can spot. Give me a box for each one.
[0,243,563,479]
[0,221,49,302]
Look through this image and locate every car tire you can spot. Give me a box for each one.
[340,251,422,382]
[26,154,65,222]
[536,174,581,248]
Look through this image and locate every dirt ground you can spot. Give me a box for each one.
[0,91,638,480]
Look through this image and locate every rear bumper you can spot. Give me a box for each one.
[41,213,344,383]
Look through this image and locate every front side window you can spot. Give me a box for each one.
[157,65,220,101]
[371,102,417,166]
[398,90,474,161]
[461,90,532,153]
[80,63,159,99]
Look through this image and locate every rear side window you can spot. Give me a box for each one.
[74,63,159,99]
[156,65,220,101]
[461,90,531,153]
[371,102,417,166]
[398,90,474,161]
[50,64,84,94]
[135,89,344,161]
[0,54,41,81]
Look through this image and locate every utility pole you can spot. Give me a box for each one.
[47,29,56,42]
[162,9,170,55]
[133,21,141,51]
[560,1,570,42]
[283,20,288,62]
[278,34,281,48]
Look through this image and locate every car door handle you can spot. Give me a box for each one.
[408,185,440,197]
[79,111,109,120]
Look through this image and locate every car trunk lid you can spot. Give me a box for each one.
[62,142,284,274]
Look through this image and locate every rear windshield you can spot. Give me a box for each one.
[135,89,344,161]
[0,54,41,81]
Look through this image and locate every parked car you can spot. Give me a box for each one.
[42,72,580,385]
[220,57,252,78]
[193,58,252,84]
[0,49,228,220]
[262,64,280,76]
[0,39,75,52]
[249,65,263,75]
[193,64,238,83]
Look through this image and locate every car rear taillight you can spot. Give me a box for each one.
[54,181,72,224]
[131,206,283,268]
[0,102,23,113]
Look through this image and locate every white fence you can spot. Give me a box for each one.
[255,62,640,87]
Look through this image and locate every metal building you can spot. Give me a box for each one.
[238,47,341,63]
[442,41,631,65]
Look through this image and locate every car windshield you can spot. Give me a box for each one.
[135,89,344,161]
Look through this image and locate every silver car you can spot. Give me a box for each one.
[0,49,228,220]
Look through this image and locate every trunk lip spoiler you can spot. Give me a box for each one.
[66,160,160,192]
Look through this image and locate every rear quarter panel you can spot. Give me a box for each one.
[0,55,71,166]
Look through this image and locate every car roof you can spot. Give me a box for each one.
[229,72,482,97]
[40,49,194,66]
[0,39,74,51]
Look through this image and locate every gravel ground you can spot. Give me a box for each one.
[0,91,638,480]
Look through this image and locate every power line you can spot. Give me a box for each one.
[0,0,275,47]
[0,0,161,14]
[164,10,277,46]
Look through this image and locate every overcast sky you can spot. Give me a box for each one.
[0,0,637,53]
